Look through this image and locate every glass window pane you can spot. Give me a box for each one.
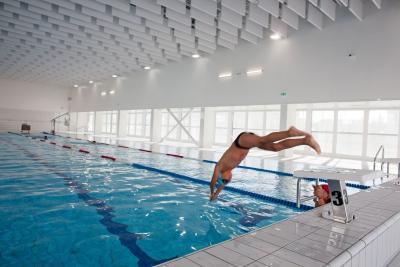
[161,113,168,125]
[312,110,334,132]
[367,135,398,158]
[136,125,142,135]
[368,110,399,134]
[136,114,143,125]
[181,131,188,140]
[312,132,333,153]
[145,126,150,137]
[169,127,178,139]
[145,113,151,125]
[191,127,199,140]
[191,112,200,127]
[336,133,363,156]
[216,112,229,128]
[338,110,364,133]
[215,128,228,144]
[247,111,263,130]
[161,126,168,137]
[233,112,246,128]
[295,111,306,131]
[265,111,280,130]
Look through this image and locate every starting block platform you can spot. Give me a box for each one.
[294,168,384,223]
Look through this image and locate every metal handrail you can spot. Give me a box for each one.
[373,145,385,171]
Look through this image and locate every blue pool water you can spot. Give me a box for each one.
[0,133,305,267]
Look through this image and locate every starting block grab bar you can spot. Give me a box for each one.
[294,168,384,224]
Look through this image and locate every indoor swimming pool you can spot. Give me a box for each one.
[0,133,360,266]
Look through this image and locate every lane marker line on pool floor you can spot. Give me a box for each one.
[11,139,175,266]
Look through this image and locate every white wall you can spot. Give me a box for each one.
[70,0,400,112]
[0,79,69,132]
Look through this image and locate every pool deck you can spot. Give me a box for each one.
[158,178,400,267]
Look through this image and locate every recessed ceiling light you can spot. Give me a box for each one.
[218,72,232,78]
[73,84,78,88]
[270,33,282,40]
[109,90,115,95]
[246,68,263,76]
[101,91,107,96]
[112,74,118,78]
[89,80,93,84]
[192,54,200,58]
[144,66,151,70]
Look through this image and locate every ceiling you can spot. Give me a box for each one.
[0,0,382,87]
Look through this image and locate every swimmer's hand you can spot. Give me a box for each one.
[209,192,218,202]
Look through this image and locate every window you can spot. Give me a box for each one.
[311,110,334,153]
[367,110,399,157]
[295,111,307,131]
[161,108,201,143]
[127,110,151,138]
[87,112,94,132]
[102,111,118,135]
[295,101,400,159]
[214,105,281,146]
[336,110,364,156]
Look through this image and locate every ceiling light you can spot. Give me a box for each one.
[89,80,93,84]
[246,68,263,76]
[270,33,281,40]
[144,66,151,70]
[73,84,78,88]
[192,54,200,58]
[109,90,115,95]
[112,74,118,78]
[218,72,232,78]
[101,91,107,96]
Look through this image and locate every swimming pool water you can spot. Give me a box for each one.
[0,133,301,267]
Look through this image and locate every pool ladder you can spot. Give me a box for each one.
[373,145,390,183]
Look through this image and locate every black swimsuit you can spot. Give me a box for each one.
[234,132,254,150]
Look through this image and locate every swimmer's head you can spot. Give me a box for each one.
[313,184,330,207]
[221,170,232,184]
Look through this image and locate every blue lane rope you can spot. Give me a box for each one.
[202,160,370,190]
[131,163,314,211]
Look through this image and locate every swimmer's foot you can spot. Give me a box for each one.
[288,126,310,137]
[305,135,321,155]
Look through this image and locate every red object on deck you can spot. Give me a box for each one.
[101,155,116,161]
[139,149,152,152]
[79,149,90,154]
[166,153,183,158]
[62,145,72,149]
[50,142,57,145]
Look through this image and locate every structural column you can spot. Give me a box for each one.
[199,107,215,148]
[279,104,296,157]
[150,109,162,143]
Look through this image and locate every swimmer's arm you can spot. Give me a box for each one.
[210,185,224,201]
[210,166,219,195]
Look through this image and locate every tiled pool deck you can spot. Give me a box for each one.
[158,179,400,267]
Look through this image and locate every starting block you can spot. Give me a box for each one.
[294,168,383,223]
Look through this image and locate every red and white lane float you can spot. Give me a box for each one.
[101,155,116,161]
[166,153,183,158]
